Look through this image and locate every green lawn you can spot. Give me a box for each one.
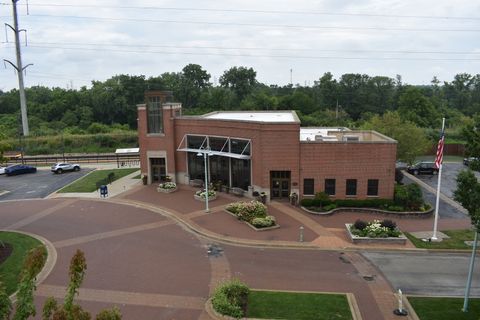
[405,229,475,250]
[58,168,139,193]
[415,155,464,163]
[246,290,352,320]
[409,297,480,320]
[132,174,142,179]
[0,232,45,295]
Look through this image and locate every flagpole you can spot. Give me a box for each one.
[431,117,445,241]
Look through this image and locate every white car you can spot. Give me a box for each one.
[51,163,81,174]
[0,166,5,175]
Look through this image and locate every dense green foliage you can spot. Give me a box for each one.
[246,290,352,320]
[454,170,480,229]
[211,279,249,319]
[408,297,480,320]
[1,67,478,137]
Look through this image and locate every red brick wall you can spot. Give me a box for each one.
[299,142,397,199]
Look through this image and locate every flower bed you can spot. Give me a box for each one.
[346,219,407,244]
[157,182,177,193]
[225,200,279,231]
[194,189,217,201]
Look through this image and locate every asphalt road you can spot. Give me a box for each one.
[0,168,92,201]
[364,251,480,296]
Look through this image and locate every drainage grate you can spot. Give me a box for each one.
[363,275,376,281]
[207,244,224,258]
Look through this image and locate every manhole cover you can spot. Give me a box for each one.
[363,275,375,281]
[207,244,224,258]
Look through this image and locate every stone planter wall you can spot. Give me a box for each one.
[224,209,280,231]
[302,206,433,219]
[345,223,407,245]
[157,187,177,193]
[194,194,217,202]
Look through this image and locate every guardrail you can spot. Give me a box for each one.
[5,153,140,167]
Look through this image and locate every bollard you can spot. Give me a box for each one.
[299,226,304,242]
[393,289,408,316]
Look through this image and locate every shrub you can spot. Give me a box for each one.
[159,182,176,189]
[395,168,404,184]
[394,183,424,210]
[314,192,332,205]
[251,216,276,228]
[195,189,216,199]
[322,203,337,211]
[300,199,314,207]
[387,205,404,212]
[226,201,267,222]
[353,219,367,230]
[211,279,249,319]
[380,219,397,230]
[470,159,480,171]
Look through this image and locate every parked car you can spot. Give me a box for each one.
[463,157,479,166]
[5,164,37,176]
[406,161,439,175]
[51,162,81,174]
[0,166,5,175]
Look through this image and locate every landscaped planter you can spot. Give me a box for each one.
[345,223,407,244]
[194,194,217,202]
[224,209,280,232]
[157,186,177,193]
[157,182,178,193]
[301,206,433,218]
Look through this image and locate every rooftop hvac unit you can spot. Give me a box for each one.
[342,135,360,142]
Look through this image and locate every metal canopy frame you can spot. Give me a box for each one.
[176,134,251,160]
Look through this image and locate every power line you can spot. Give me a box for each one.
[23,14,480,33]
[2,2,479,21]
[3,40,479,55]
[11,44,480,61]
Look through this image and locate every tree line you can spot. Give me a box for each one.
[0,64,479,160]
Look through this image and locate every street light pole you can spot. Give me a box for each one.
[197,148,210,213]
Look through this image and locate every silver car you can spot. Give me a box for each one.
[51,162,81,174]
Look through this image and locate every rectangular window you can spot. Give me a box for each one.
[346,179,357,196]
[367,179,379,196]
[147,96,163,133]
[303,179,314,195]
[324,179,336,196]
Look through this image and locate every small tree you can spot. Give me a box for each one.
[454,169,480,312]
[13,246,46,320]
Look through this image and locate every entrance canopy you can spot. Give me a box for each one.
[176,134,251,160]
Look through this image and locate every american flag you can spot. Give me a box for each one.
[434,128,445,169]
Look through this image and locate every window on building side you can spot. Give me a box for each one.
[346,179,357,196]
[367,179,379,196]
[303,179,314,195]
[324,179,336,196]
[147,96,163,133]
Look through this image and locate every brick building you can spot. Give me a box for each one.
[137,91,397,201]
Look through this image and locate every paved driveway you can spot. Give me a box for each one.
[364,251,480,296]
[0,168,92,201]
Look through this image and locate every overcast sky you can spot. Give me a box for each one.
[0,0,479,91]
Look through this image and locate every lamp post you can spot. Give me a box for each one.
[197,148,210,213]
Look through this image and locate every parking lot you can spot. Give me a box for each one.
[0,167,92,201]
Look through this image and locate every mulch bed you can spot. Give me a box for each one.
[0,242,13,265]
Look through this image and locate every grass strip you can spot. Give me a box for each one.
[246,290,352,320]
[409,296,480,320]
[58,168,138,193]
[0,231,45,295]
[405,229,475,250]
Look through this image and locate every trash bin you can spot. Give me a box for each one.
[100,185,108,198]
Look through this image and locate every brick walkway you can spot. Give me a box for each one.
[2,182,471,319]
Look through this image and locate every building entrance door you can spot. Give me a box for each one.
[150,158,166,182]
[270,171,291,199]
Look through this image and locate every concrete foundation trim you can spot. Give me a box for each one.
[345,224,408,245]
[2,230,57,302]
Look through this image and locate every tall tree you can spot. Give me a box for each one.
[463,114,480,158]
[178,64,211,108]
[397,86,439,128]
[219,66,257,101]
[454,170,480,312]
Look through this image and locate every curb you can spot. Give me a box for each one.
[1,230,57,302]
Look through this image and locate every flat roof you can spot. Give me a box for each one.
[300,128,347,142]
[203,111,297,123]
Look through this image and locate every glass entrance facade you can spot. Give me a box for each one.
[184,135,251,190]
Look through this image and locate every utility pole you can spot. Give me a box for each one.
[290,69,293,85]
[4,0,32,136]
